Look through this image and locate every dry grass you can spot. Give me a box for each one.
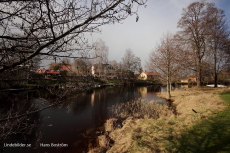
[104,118,119,132]
[157,88,227,127]
[110,98,173,119]
[104,87,230,153]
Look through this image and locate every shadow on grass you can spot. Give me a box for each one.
[166,92,230,153]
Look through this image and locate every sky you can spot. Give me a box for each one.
[90,0,230,69]
[41,0,230,69]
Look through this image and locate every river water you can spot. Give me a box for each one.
[1,85,180,153]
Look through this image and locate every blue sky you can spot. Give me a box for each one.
[41,0,230,69]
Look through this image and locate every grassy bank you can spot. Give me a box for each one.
[90,87,230,153]
[164,90,230,153]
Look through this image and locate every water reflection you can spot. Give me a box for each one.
[90,90,95,106]
[1,86,167,153]
[160,84,183,92]
[138,87,147,97]
[138,86,165,102]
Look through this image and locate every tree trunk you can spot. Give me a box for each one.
[214,50,218,88]
[196,59,202,88]
[166,72,171,100]
[166,81,171,100]
[169,83,171,92]
[214,72,218,88]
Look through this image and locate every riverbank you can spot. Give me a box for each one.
[0,77,161,92]
[89,87,230,152]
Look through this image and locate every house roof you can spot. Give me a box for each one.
[181,75,197,81]
[35,68,48,73]
[59,64,71,71]
[142,71,160,76]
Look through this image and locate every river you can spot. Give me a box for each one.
[1,85,181,153]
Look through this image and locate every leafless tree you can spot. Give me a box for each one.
[177,1,211,87]
[109,60,123,79]
[0,0,147,74]
[49,62,61,71]
[205,3,230,87]
[93,38,108,77]
[177,1,230,87]
[71,58,92,75]
[146,32,180,100]
[61,57,71,65]
[115,61,126,81]
[121,48,141,80]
